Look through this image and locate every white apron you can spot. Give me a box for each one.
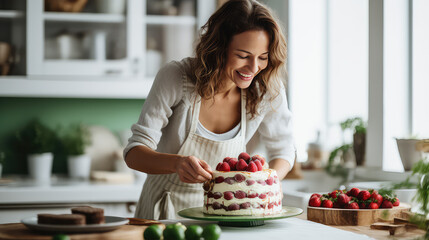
[134,90,247,220]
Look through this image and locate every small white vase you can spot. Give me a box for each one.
[67,154,91,180]
[396,139,423,171]
[27,153,53,182]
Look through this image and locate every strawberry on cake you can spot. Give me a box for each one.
[203,153,283,216]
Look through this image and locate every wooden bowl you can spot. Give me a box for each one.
[307,203,411,226]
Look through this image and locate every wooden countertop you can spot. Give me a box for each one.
[296,214,426,240]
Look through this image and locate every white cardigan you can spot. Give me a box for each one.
[124,58,296,167]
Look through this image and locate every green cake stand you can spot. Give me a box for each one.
[177,206,303,227]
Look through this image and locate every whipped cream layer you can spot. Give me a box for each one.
[203,169,283,216]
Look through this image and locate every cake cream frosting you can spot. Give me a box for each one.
[203,169,282,215]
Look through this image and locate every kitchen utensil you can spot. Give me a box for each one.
[178,206,303,227]
[307,203,411,226]
[21,216,128,233]
[56,32,84,59]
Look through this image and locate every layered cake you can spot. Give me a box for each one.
[203,153,283,216]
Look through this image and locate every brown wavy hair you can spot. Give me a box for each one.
[189,0,287,118]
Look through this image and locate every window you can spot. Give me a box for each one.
[288,0,368,162]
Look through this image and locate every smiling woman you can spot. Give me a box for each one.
[123,0,295,220]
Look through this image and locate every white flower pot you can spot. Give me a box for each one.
[27,152,53,182]
[67,154,91,180]
[396,139,424,171]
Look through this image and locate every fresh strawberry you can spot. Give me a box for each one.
[381,200,393,208]
[216,163,222,171]
[370,192,383,206]
[253,160,263,171]
[333,201,342,208]
[236,159,248,171]
[228,158,238,170]
[223,157,232,163]
[337,193,351,206]
[392,197,400,206]
[217,162,230,171]
[246,162,258,172]
[310,193,322,199]
[359,202,368,209]
[234,174,245,183]
[369,202,379,209]
[346,202,359,209]
[329,190,340,199]
[309,197,321,207]
[238,152,251,162]
[357,190,371,201]
[251,155,265,166]
[347,188,360,197]
[265,177,274,185]
[322,199,333,208]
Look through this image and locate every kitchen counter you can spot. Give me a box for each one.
[161,218,374,240]
[0,176,143,205]
[0,175,144,224]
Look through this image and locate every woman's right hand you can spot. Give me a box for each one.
[175,156,213,183]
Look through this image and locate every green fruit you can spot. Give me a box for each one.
[202,224,221,240]
[163,223,186,240]
[52,234,70,240]
[144,224,163,240]
[185,225,203,240]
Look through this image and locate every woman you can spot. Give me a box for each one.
[124,0,295,220]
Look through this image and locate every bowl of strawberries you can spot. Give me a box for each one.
[307,188,410,226]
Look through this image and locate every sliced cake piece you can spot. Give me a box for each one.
[37,213,86,225]
[71,206,105,224]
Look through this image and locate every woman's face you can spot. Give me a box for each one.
[224,30,270,89]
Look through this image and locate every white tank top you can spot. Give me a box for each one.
[196,120,241,141]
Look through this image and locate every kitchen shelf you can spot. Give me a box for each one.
[0,76,153,99]
[44,12,125,23]
[145,15,196,25]
[0,10,23,19]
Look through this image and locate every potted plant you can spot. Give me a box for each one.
[340,117,367,166]
[380,157,429,238]
[15,120,57,182]
[60,123,91,180]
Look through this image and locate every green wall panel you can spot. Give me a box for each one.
[0,97,145,175]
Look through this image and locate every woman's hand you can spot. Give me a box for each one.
[175,156,213,183]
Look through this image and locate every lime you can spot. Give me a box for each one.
[52,234,70,240]
[163,223,186,240]
[143,224,163,240]
[185,225,203,240]
[202,224,221,240]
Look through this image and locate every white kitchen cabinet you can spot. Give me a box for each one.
[0,0,216,99]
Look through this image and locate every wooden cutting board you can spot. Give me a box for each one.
[0,223,148,240]
[307,203,411,226]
